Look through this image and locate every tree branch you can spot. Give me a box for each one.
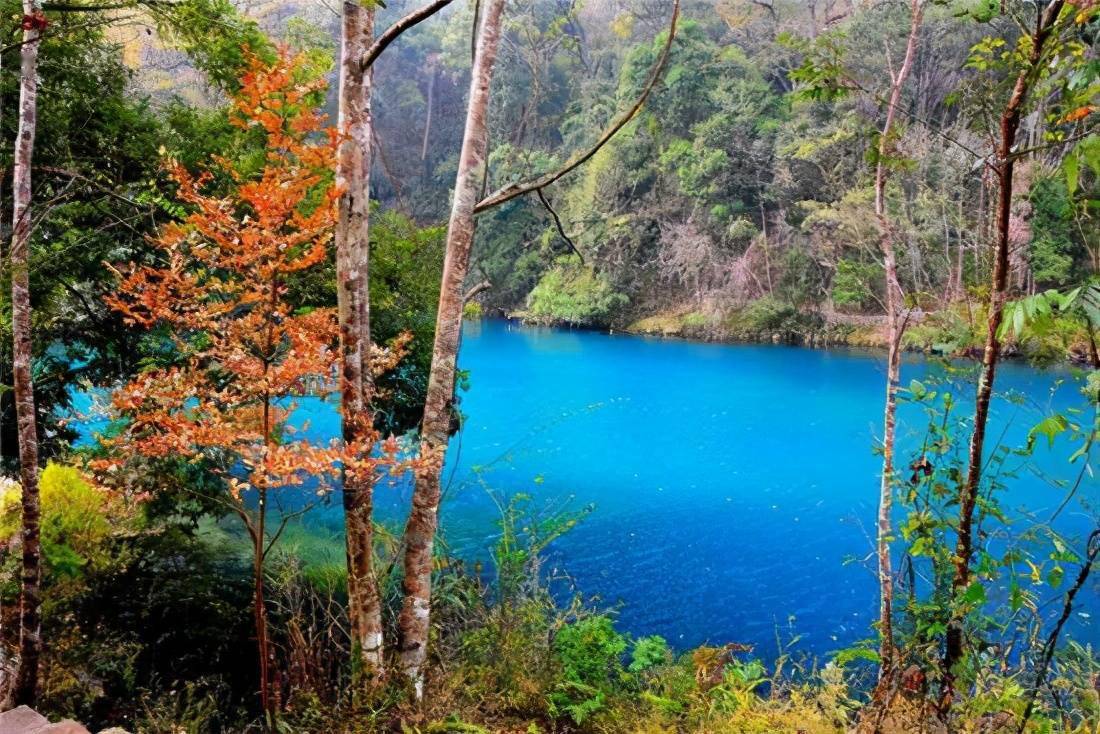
[463,279,492,303]
[1017,528,1099,733]
[472,0,680,214]
[41,0,179,11]
[536,187,583,263]
[358,0,456,73]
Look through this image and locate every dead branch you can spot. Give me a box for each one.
[1017,528,1100,733]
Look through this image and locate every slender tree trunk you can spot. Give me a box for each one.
[8,0,45,708]
[421,59,436,179]
[253,490,273,722]
[250,389,278,723]
[336,0,386,683]
[759,199,773,293]
[873,0,923,680]
[397,0,507,697]
[942,0,1065,702]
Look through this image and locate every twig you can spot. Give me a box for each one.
[470,0,480,63]
[1017,528,1100,733]
[536,187,584,263]
[35,166,151,210]
[262,503,317,560]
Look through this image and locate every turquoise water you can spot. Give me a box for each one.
[72,319,1098,657]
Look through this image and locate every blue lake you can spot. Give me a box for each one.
[73,318,1099,659]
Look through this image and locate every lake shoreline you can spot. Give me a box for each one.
[495,306,1099,368]
[492,311,1034,365]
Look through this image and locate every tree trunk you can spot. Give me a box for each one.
[873,0,923,680]
[421,59,436,180]
[397,0,507,697]
[8,0,44,708]
[253,491,273,722]
[336,0,385,682]
[942,0,1065,702]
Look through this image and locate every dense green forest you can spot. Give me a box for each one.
[0,0,1096,732]
[365,0,1100,348]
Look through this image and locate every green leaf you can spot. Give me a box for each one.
[962,581,987,606]
[1064,151,1080,196]
[1009,579,1024,611]
[1029,414,1069,449]
[834,646,880,666]
[909,536,931,557]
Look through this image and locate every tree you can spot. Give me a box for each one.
[6,0,48,708]
[335,0,454,684]
[398,0,680,696]
[335,0,381,685]
[872,0,924,681]
[397,0,509,696]
[0,0,290,475]
[943,0,1087,703]
[97,50,383,719]
[785,0,925,681]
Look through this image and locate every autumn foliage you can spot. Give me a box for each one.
[102,50,342,494]
[96,49,403,716]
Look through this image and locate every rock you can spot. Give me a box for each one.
[40,722,90,734]
[0,706,48,733]
[97,729,131,734]
[977,711,1014,733]
[0,708,93,734]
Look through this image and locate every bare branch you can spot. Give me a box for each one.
[472,0,680,214]
[536,187,584,263]
[35,166,151,210]
[42,0,178,10]
[463,279,491,303]
[358,0,456,73]
[262,504,316,561]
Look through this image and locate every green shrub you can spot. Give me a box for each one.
[726,297,822,340]
[463,300,484,320]
[830,258,882,311]
[549,616,627,724]
[525,257,628,327]
[630,635,672,673]
[0,463,131,583]
[681,312,708,329]
[903,304,984,354]
[459,600,555,714]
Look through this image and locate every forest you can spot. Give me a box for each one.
[0,0,1097,731]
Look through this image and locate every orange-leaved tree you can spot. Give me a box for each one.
[96,49,401,718]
